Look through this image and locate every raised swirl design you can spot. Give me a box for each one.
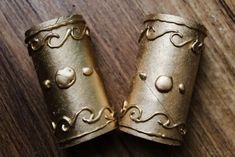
[139,18,205,54]
[120,101,186,136]
[27,26,88,51]
[54,106,115,133]
[169,32,193,47]
[139,25,194,48]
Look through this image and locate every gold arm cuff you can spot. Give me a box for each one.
[119,14,207,146]
[25,15,116,148]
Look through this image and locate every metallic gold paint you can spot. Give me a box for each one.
[119,14,207,146]
[25,15,116,148]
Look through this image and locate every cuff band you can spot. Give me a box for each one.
[119,14,206,146]
[25,15,116,148]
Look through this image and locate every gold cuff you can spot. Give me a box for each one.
[119,14,206,145]
[25,15,116,148]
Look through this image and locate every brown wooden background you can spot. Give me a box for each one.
[0,0,234,157]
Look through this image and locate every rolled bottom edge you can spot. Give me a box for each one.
[119,125,182,146]
[58,121,116,148]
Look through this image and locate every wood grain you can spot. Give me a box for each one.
[0,0,234,156]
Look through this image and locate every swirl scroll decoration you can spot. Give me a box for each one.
[139,19,204,54]
[53,106,115,132]
[27,26,89,51]
[120,101,187,140]
[52,106,115,143]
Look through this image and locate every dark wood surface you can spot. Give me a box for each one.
[0,0,234,157]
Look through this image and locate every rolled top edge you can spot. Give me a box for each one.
[25,14,85,42]
[145,14,207,35]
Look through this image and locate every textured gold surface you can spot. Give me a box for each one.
[25,15,116,148]
[119,14,207,146]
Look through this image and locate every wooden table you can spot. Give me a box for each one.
[0,0,234,156]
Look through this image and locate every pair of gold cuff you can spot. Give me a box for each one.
[25,14,206,148]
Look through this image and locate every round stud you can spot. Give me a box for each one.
[43,80,52,89]
[155,76,173,93]
[55,67,76,89]
[82,67,93,76]
[178,83,185,94]
[139,72,147,80]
